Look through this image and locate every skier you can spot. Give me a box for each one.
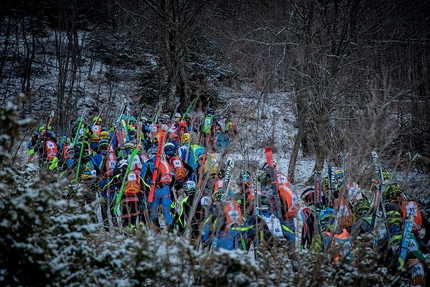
[89,116,104,152]
[91,138,118,231]
[311,207,354,263]
[300,187,316,250]
[164,143,194,191]
[384,211,428,286]
[234,170,255,218]
[142,147,175,233]
[116,159,144,234]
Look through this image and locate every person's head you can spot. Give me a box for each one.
[384,183,402,203]
[301,187,315,206]
[181,133,190,144]
[93,116,102,124]
[258,171,270,188]
[195,147,206,163]
[318,208,336,232]
[118,159,128,175]
[352,199,370,219]
[387,211,403,235]
[174,112,181,121]
[164,143,176,157]
[183,180,197,195]
[129,116,137,125]
[97,139,110,154]
[159,114,170,124]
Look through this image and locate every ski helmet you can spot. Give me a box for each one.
[174,112,181,120]
[99,131,110,140]
[124,142,136,150]
[184,180,197,193]
[301,187,315,206]
[352,199,370,218]
[147,147,157,157]
[160,114,170,124]
[140,116,148,123]
[129,116,137,124]
[206,108,214,116]
[258,171,270,184]
[97,139,109,151]
[212,190,222,202]
[318,208,336,231]
[195,146,206,159]
[118,159,128,172]
[383,183,402,201]
[181,133,190,144]
[387,211,402,235]
[93,116,102,123]
[164,143,176,156]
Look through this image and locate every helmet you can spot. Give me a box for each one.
[184,181,197,193]
[323,177,329,187]
[98,139,109,150]
[212,190,222,202]
[236,170,252,187]
[174,112,181,120]
[384,183,402,201]
[206,108,214,116]
[99,131,110,140]
[45,131,54,139]
[258,171,270,184]
[129,116,136,124]
[118,159,128,171]
[352,200,370,218]
[140,116,148,122]
[124,142,136,150]
[164,143,176,156]
[318,208,336,231]
[195,146,206,158]
[160,114,170,124]
[93,116,102,123]
[301,187,315,206]
[128,128,136,138]
[387,211,402,235]
[147,147,157,156]
[181,133,190,144]
[60,136,67,143]
[382,171,392,181]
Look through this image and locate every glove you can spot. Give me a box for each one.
[28,148,35,155]
[48,156,58,171]
[91,169,97,178]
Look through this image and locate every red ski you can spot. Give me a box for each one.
[265,147,283,218]
[148,129,166,203]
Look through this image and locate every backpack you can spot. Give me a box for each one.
[45,140,58,160]
[202,116,213,134]
[168,156,187,181]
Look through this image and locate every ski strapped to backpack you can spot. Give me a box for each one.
[147,129,166,203]
[371,150,390,243]
[181,98,197,121]
[73,108,88,146]
[314,171,322,235]
[398,214,413,270]
[72,126,88,183]
[221,159,235,202]
[265,147,283,219]
[113,148,139,215]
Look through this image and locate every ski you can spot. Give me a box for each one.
[71,126,88,183]
[221,159,235,202]
[371,150,390,243]
[113,148,139,215]
[147,129,166,203]
[181,98,197,121]
[73,108,88,146]
[265,147,282,219]
[314,171,322,235]
[398,215,413,270]
[171,99,181,121]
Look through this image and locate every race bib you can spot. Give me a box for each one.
[128,173,137,181]
[201,196,211,206]
[262,215,283,237]
[173,159,182,168]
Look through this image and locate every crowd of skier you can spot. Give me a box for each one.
[26,99,429,286]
